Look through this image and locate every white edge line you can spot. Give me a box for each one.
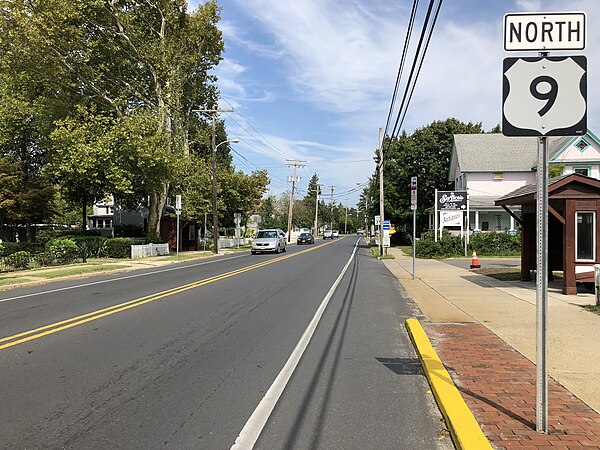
[231,239,359,449]
[0,253,248,304]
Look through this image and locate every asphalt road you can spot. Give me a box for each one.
[0,238,450,449]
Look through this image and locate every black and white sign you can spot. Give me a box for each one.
[502,56,586,137]
[436,191,467,211]
[504,12,586,52]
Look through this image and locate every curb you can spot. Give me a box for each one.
[405,318,492,450]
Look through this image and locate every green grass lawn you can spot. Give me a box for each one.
[0,277,34,285]
[474,268,522,281]
[33,264,130,279]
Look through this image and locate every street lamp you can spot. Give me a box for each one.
[211,138,239,254]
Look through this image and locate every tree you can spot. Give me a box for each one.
[1,0,225,235]
[377,118,485,233]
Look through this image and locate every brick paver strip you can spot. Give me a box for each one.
[425,323,600,450]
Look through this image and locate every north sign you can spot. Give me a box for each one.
[504,12,586,51]
[502,56,586,136]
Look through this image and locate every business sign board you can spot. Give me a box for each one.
[440,211,463,227]
[504,12,586,52]
[503,56,587,136]
[436,191,467,211]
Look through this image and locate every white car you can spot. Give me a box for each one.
[323,230,333,239]
[332,230,339,237]
[251,229,287,254]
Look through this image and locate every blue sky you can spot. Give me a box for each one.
[187,0,600,207]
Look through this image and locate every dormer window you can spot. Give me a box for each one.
[575,138,590,152]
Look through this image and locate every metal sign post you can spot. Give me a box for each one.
[502,11,587,433]
[411,176,417,279]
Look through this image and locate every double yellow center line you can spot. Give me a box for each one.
[0,241,335,351]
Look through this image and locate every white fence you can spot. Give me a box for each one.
[218,237,252,248]
[130,243,170,259]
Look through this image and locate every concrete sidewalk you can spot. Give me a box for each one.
[383,247,600,448]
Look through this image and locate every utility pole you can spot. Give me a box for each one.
[344,199,348,235]
[313,184,322,237]
[192,108,234,254]
[329,186,335,232]
[378,128,385,256]
[286,159,306,242]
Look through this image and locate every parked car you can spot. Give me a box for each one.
[332,230,339,237]
[297,232,314,245]
[251,229,287,254]
[323,229,333,239]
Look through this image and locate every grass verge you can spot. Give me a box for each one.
[33,264,130,279]
[581,305,600,315]
[473,268,521,281]
[0,277,34,285]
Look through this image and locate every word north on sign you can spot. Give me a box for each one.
[504,12,586,51]
[503,56,587,136]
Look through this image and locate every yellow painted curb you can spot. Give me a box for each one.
[405,318,492,450]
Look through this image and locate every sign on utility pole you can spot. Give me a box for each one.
[382,220,390,248]
[502,11,587,434]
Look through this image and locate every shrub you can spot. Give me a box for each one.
[36,229,101,247]
[34,251,55,267]
[415,231,463,259]
[49,238,79,265]
[144,233,162,244]
[70,235,108,258]
[106,238,132,258]
[4,251,31,270]
[0,241,43,257]
[469,232,521,256]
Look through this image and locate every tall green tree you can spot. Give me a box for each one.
[1,0,225,235]
[377,118,485,232]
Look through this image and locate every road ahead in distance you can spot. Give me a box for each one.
[0,237,450,449]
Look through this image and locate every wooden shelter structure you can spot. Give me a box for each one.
[496,173,600,295]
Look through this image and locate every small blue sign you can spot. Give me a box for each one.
[383,220,391,230]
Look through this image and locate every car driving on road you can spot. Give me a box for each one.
[251,229,287,254]
[332,230,339,237]
[296,232,314,245]
[323,229,333,239]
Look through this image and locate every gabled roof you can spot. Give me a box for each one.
[449,131,600,182]
[448,134,538,181]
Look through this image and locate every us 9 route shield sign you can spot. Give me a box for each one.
[502,56,587,136]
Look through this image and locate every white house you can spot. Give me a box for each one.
[439,131,600,233]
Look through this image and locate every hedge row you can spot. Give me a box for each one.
[0,236,136,272]
[414,231,521,259]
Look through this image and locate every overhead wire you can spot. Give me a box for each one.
[377,0,443,175]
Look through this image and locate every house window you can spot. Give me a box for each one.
[573,167,590,176]
[575,138,590,152]
[493,172,504,180]
[576,211,595,261]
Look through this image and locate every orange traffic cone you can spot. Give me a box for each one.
[470,250,480,269]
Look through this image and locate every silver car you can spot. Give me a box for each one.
[251,229,287,254]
